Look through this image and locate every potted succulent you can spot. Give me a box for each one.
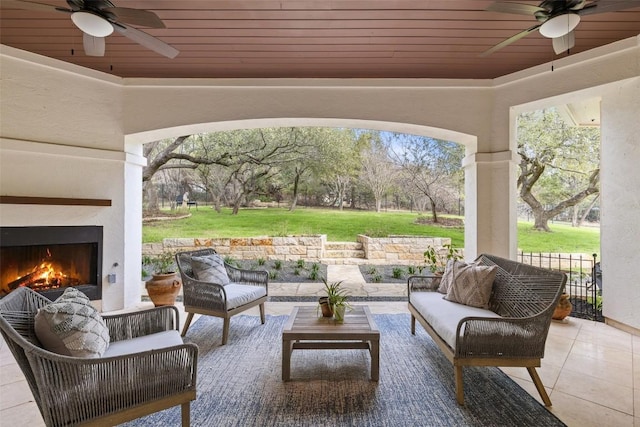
[319,278,350,320]
[423,244,463,274]
[143,251,181,306]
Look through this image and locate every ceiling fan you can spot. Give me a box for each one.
[482,0,640,56]
[4,0,178,58]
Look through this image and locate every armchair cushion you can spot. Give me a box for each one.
[225,284,268,310]
[443,261,497,309]
[104,330,183,357]
[34,287,110,358]
[192,253,231,285]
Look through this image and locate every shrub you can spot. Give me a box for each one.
[392,267,404,279]
[274,260,283,270]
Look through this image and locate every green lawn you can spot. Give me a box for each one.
[143,207,599,254]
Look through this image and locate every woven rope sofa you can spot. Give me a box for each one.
[0,287,198,426]
[408,253,567,406]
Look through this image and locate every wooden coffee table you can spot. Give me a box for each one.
[282,305,380,381]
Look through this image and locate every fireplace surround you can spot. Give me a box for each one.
[0,226,103,300]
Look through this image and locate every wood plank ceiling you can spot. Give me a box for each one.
[1,0,639,79]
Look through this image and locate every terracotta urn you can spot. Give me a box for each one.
[145,272,182,306]
[552,293,573,320]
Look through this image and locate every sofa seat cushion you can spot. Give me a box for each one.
[225,284,267,310]
[410,291,501,350]
[103,330,183,358]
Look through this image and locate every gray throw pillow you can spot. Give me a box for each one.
[191,253,231,285]
[443,262,498,309]
[34,287,110,358]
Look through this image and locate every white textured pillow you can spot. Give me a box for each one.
[437,259,457,294]
[191,253,231,285]
[444,262,498,309]
[35,287,110,358]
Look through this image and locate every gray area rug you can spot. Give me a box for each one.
[124,313,565,427]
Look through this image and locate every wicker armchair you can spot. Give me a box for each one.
[408,254,567,406]
[175,248,268,344]
[0,287,198,426]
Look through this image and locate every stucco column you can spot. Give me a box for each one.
[119,147,147,311]
[463,150,519,261]
[600,77,640,331]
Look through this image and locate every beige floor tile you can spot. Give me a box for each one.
[0,380,37,411]
[554,368,634,415]
[576,326,633,352]
[571,340,633,367]
[1,402,45,427]
[548,389,634,427]
[500,362,562,389]
[0,362,27,386]
[549,318,583,340]
[505,375,551,406]
[544,334,575,367]
[635,354,640,390]
[563,351,633,388]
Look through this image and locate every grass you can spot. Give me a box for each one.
[143,207,599,254]
[143,207,464,245]
[517,221,600,255]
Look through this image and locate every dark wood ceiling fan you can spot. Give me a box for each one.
[4,0,178,58]
[482,0,640,56]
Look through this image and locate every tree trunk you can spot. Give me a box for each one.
[533,213,552,232]
[375,198,381,213]
[289,173,300,212]
[577,195,599,227]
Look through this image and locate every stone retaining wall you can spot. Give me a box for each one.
[357,235,452,264]
[142,234,453,265]
[143,235,326,261]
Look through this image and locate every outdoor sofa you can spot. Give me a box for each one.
[408,253,567,406]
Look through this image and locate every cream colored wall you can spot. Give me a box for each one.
[600,77,640,329]
[1,38,638,326]
[0,48,143,311]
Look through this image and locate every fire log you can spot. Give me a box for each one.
[7,266,50,290]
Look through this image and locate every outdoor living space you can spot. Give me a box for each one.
[1,15,639,427]
[1,262,639,426]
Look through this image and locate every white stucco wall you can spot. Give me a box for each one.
[1,37,638,328]
[600,78,640,328]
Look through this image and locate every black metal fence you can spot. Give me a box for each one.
[517,252,603,322]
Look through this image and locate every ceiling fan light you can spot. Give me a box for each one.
[539,13,581,38]
[71,11,113,37]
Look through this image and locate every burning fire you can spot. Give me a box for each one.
[6,249,81,293]
[28,261,70,286]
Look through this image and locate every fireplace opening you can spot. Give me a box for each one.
[1,226,102,301]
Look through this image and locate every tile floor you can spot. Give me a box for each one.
[1,266,638,426]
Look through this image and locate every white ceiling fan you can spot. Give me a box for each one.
[482,0,640,56]
[4,0,178,58]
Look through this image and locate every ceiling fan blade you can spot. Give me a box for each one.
[578,0,640,15]
[102,7,166,28]
[83,33,105,56]
[486,1,545,15]
[552,31,576,54]
[113,23,178,59]
[3,0,71,13]
[480,24,541,57]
